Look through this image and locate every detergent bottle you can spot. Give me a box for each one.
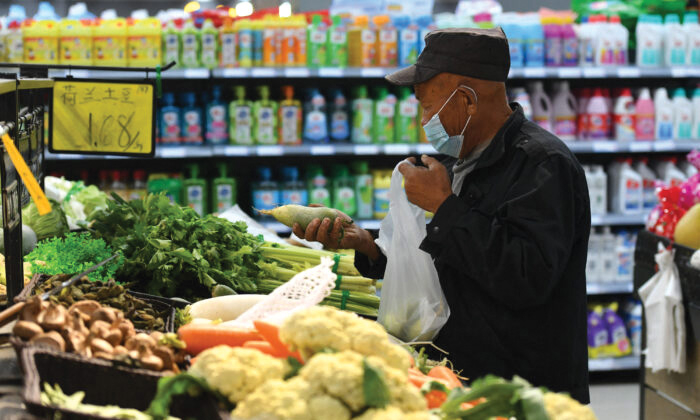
[280,17,296,66]
[396,15,419,66]
[543,16,562,66]
[655,157,687,187]
[128,17,161,67]
[252,167,280,217]
[586,88,611,140]
[576,88,590,139]
[635,88,655,140]
[593,15,614,65]
[395,86,419,143]
[511,87,533,120]
[561,16,578,66]
[501,21,524,68]
[262,16,277,67]
[332,165,357,218]
[93,18,127,66]
[636,15,663,67]
[552,81,577,141]
[613,88,636,141]
[205,86,228,145]
[162,19,181,67]
[253,85,278,145]
[306,165,331,207]
[373,169,391,219]
[329,89,350,143]
[416,15,435,55]
[236,19,253,67]
[327,15,348,67]
[307,14,327,68]
[693,87,700,139]
[200,19,219,69]
[219,18,237,68]
[634,158,658,211]
[274,18,286,67]
[351,85,374,144]
[303,88,329,143]
[294,16,308,67]
[654,88,674,140]
[609,15,628,65]
[665,14,687,66]
[229,86,254,145]
[281,166,308,206]
[251,19,264,66]
[684,12,700,65]
[159,92,181,144]
[180,19,200,68]
[576,15,595,66]
[183,164,208,216]
[352,161,374,219]
[5,20,24,63]
[59,19,93,65]
[212,163,237,213]
[279,85,302,145]
[530,81,552,132]
[0,23,7,63]
[348,15,375,67]
[374,15,397,67]
[523,20,545,67]
[23,20,59,64]
[672,88,692,140]
[181,92,204,145]
[373,87,396,143]
[608,158,642,214]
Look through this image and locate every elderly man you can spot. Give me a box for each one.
[294,28,591,403]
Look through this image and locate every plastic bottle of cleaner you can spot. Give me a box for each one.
[601,227,618,282]
[588,306,609,358]
[352,161,373,219]
[235,19,253,67]
[147,173,182,204]
[162,19,181,67]
[252,167,280,218]
[501,21,524,68]
[279,85,302,145]
[672,88,693,140]
[23,20,59,64]
[576,88,590,140]
[127,17,161,67]
[303,88,329,143]
[253,85,278,145]
[0,22,8,63]
[293,16,307,67]
[625,300,643,356]
[329,89,350,143]
[281,166,308,206]
[306,165,331,207]
[181,93,203,145]
[395,86,419,143]
[693,87,700,139]
[59,19,92,65]
[530,82,552,132]
[348,15,375,67]
[374,15,397,67]
[159,92,181,144]
[636,15,663,67]
[588,165,608,215]
[327,15,348,67]
[586,228,601,282]
[561,17,578,66]
[608,158,642,214]
[373,86,397,143]
[263,16,277,67]
[593,15,614,66]
[609,15,628,65]
[543,16,562,67]
[279,17,295,67]
[665,14,687,66]
[511,87,533,120]
[395,15,418,66]
[552,81,577,141]
[586,88,610,140]
[307,15,327,68]
[684,13,700,66]
[274,18,286,67]
[212,163,236,214]
[656,157,687,187]
[654,87,674,140]
[200,19,218,69]
[183,164,207,216]
[205,86,228,145]
[332,164,357,218]
[613,88,636,141]
[524,21,545,67]
[416,15,436,55]
[634,158,658,211]
[635,87,655,140]
[351,85,374,144]
[129,170,148,200]
[373,169,391,219]
[604,303,632,356]
[229,86,253,145]
[576,16,595,66]
[6,20,24,63]
[180,19,200,68]
[251,19,264,67]
[219,18,237,68]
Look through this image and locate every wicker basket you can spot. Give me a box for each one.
[20,346,226,420]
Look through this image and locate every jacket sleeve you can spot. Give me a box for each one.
[420,156,580,310]
[353,230,388,279]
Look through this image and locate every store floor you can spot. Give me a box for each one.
[590,382,639,420]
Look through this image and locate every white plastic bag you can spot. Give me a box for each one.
[377,160,450,342]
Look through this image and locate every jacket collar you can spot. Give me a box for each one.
[473,103,525,171]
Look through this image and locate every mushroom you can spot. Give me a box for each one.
[113,345,128,356]
[150,331,164,343]
[116,319,135,341]
[93,351,114,361]
[136,344,163,371]
[90,307,117,325]
[20,297,44,323]
[104,329,123,347]
[68,300,101,318]
[13,320,43,340]
[30,331,66,352]
[63,329,88,353]
[125,333,156,351]
[89,337,114,354]
[37,303,67,331]
[90,320,111,339]
[66,310,89,336]
[152,346,175,371]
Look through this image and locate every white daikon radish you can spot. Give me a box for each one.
[189,294,266,321]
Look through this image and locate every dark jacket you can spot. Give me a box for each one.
[356,104,591,403]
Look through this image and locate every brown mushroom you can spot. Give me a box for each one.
[152,346,175,371]
[13,320,43,340]
[68,300,101,318]
[90,307,117,325]
[66,310,89,336]
[93,351,114,360]
[37,303,67,331]
[113,345,128,356]
[116,319,135,341]
[63,329,88,353]
[104,329,123,347]
[149,331,164,343]
[89,337,114,354]
[90,320,111,338]
[125,333,156,351]
[136,344,163,371]
[30,331,66,351]
[20,297,44,323]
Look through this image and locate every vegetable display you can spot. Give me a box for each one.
[21,199,70,241]
[44,176,110,229]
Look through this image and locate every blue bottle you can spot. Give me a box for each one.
[252,166,280,219]
[180,92,204,145]
[281,166,308,206]
[416,15,434,55]
[524,22,545,67]
[159,92,181,145]
[395,15,419,66]
[329,89,350,143]
[502,23,524,68]
[303,89,329,143]
[205,86,228,145]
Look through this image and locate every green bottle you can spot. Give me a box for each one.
[327,15,348,67]
[229,86,253,145]
[395,86,419,143]
[162,20,181,67]
[181,19,201,68]
[147,174,183,204]
[332,164,357,217]
[351,85,373,144]
[212,163,237,214]
[253,85,278,145]
[306,165,331,207]
[372,86,396,143]
[200,18,219,69]
[307,14,328,68]
[183,164,208,215]
[351,161,373,219]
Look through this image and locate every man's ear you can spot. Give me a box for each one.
[459,86,478,116]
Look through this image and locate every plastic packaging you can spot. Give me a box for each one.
[280,166,308,207]
[593,15,614,65]
[608,159,642,214]
[23,20,59,64]
[684,12,700,65]
[236,19,253,67]
[543,17,562,66]
[587,306,609,358]
[183,164,207,215]
[672,88,692,140]
[212,164,236,214]
[329,89,350,143]
[331,164,357,217]
[351,85,374,144]
[229,86,253,145]
[634,159,658,211]
[5,21,24,63]
[511,87,532,120]
[181,92,203,145]
[552,81,577,141]
[159,92,181,144]
[609,15,628,65]
[576,15,595,66]
[127,17,161,67]
[162,19,181,67]
[374,15,397,67]
[636,15,663,67]
[251,19,263,66]
[59,19,92,65]
[395,87,419,143]
[530,81,552,132]
[656,157,687,187]
[307,15,327,68]
[372,169,391,219]
[348,15,375,67]
[523,21,545,67]
[613,88,636,141]
[373,87,397,143]
[352,161,374,219]
[603,303,632,356]
[327,15,348,67]
[665,14,687,66]
[654,88,674,140]
[586,88,610,140]
[252,167,280,216]
[306,165,331,208]
[303,88,329,143]
[635,87,655,140]
[200,19,218,69]
[253,85,278,145]
[576,88,590,139]
[180,19,200,68]
[693,87,700,139]
[219,18,236,68]
[279,85,302,145]
[396,15,418,66]
[588,165,608,215]
[205,86,228,145]
[561,19,578,66]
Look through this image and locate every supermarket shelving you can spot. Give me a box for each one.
[586,281,634,295]
[588,355,641,372]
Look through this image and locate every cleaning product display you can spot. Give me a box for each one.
[586,228,637,284]
[587,301,637,359]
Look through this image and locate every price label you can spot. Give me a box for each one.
[583,67,606,78]
[158,147,186,158]
[318,67,344,77]
[616,67,641,78]
[284,68,311,77]
[523,67,547,78]
[221,68,249,78]
[629,142,653,152]
[223,146,249,156]
[353,144,380,155]
[592,141,618,152]
[383,144,411,155]
[415,144,435,154]
[310,145,334,155]
[590,214,602,225]
[670,67,688,78]
[184,68,209,79]
[256,145,284,156]
[360,68,385,77]
[557,67,582,78]
[653,141,675,151]
[251,68,276,77]
[51,79,155,156]
[1,134,51,215]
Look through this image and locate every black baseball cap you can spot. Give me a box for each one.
[386,27,511,85]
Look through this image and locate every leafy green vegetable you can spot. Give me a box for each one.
[174,306,192,330]
[70,183,109,219]
[21,199,69,240]
[284,356,304,379]
[147,373,231,420]
[363,358,391,409]
[25,232,123,282]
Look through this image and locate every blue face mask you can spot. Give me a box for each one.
[422,85,477,158]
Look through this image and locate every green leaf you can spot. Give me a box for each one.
[363,359,391,409]
[284,357,304,380]
[146,373,230,420]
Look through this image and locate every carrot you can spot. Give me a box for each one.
[253,319,303,362]
[243,340,288,358]
[425,390,448,409]
[178,323,261,355]
[408,368,430,388]
[428,366,463,389]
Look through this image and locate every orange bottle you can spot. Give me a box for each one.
[374,15,397,67]
[348,15,375,67]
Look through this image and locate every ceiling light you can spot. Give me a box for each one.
[279,1,292,18]
[235,1,253,17]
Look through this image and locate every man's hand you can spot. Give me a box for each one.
[398,155,452,213]
[292,204,380,260]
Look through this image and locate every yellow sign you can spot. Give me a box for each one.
[51,80,155,156]
[1,134,51,215]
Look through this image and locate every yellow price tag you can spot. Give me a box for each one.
[1,134,51,216]
[51,80,155,156]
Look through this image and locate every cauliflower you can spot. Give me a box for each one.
[544,392,598,420]
[352,407,435,420]
[189,346,287,404]
[279,306,411,371]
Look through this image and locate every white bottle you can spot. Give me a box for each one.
[601,227,618,282]
[609,15,629,65]
[654,88,674,140]
[511,87,533,120]
[615,230,634,283]
[627,300,643,356]
[672,88,693,140]
[592,165,608,215]
[586,230,602,283]
[529,81,553,132]
[665,14,687,66]
[655,158,687,187]
[552,81,577,141]
[693,87,700,139]
[613,88,636,141]
[634,159,658,212]
[679,160,699,178]
[637,15,663,67]
[684,13,700,65]
[577,16,597,66]
[608,159,643,214]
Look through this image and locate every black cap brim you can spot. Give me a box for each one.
[385,64,442,86]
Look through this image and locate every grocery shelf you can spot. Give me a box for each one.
[591,213,646,226]
[586,281,634,295]
[566,140,699,154]
[588,355,641,372]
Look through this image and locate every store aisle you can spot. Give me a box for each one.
[590,383,639,420]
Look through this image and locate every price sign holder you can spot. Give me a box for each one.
[50,78,156,157]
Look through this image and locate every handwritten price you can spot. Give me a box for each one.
[87,112,143,152]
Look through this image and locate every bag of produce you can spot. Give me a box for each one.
[375,160,450,342]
